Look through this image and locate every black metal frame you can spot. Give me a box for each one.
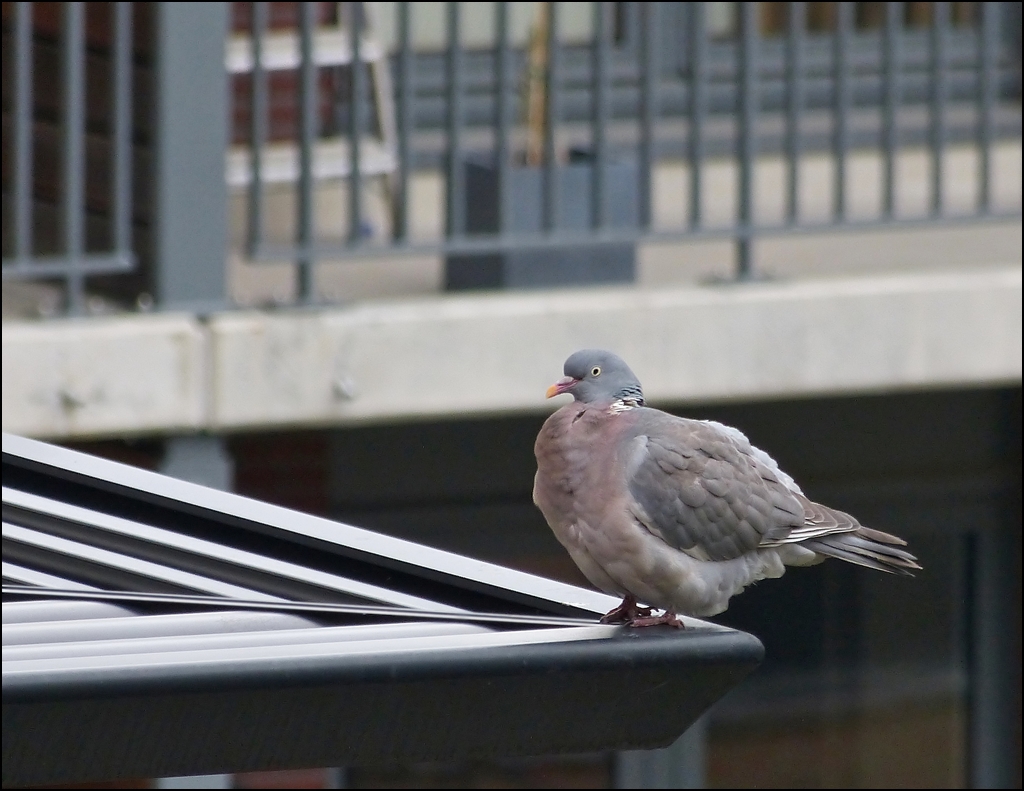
[2,432,763,786]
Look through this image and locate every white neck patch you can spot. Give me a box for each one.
[609,398,640,414]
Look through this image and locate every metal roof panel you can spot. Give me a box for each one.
[2,432,764,786]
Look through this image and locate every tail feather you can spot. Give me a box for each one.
[764,494,921,575]
[854,525,909,547]
[804,529,921,577]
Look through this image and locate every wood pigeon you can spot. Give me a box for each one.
[533,349,920,627]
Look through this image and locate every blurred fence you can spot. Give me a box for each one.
[1,2,135,315]
[3,2,1022,313]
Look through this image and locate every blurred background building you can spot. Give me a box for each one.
[2,1,1021,788]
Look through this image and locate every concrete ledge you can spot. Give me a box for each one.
[2,314,207,439]
[3,267,1021,439]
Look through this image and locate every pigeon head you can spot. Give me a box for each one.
[546,349,645,405]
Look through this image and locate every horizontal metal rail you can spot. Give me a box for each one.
[247,209,1023,260]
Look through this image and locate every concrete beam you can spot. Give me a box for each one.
[209,266,1022,431]
[2,314,207,439]
[3,267,1020,440]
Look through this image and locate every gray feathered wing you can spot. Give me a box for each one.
[623,413,921,575]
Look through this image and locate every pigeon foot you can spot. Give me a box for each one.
[599,595,653,625]
[628,611,685,629]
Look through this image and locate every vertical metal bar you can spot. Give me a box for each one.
[112,3,133,262]
[13,2,33,262]
[615,716,708,788]
[592,2,609,229]
[248,2,268,257]
[786,2,805,224]
[63,2,86,314]
[882,1,901,219]
[688,2,706,229]
[297,2,316,300]
[638,2,657,230]
[833,2,852,221]
[349,1,364,244]
[736,2,758,279]
[395,2,412,240]
[930,1,949,216]
[543,2,560,232]
[161,435,234,491]
[444,2,464,238]
[495,2,512,234]
[969,519,1022,789]
[977,3,996,212]
[152,3,228,310]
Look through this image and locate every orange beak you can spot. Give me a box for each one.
[546,376,578,399]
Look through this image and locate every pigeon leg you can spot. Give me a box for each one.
[599,595,654,625]
[628,610,685,629]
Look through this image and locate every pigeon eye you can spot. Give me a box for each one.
[591,366,602,377]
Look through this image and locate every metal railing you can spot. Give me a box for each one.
[2,2,1022,313]
[2,1,135,315]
